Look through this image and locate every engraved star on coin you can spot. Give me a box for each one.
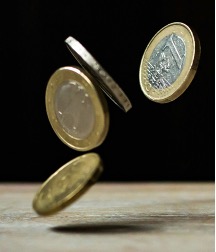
[45,66,109,151]
[139,22,201,103]
[65,36,132,112]
[32,152,103,216]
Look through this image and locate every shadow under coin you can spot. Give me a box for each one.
[51,222,156,234]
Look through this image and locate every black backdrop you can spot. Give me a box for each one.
[2,0,215,182]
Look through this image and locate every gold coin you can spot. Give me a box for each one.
[32,152,103,215]
[45,66,109,151]
[139,22,201,103]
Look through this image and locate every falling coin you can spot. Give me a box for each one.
[32,152,103,215]
[139,22,201,103]
[45,66,109,151]
[65,36,132,112]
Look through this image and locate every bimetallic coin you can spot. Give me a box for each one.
[65,36,132,112]
[32,152,103,215]
[46,66,109,151]
[139,22,201,103]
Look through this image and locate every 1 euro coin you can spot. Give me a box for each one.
[139,22,201,103]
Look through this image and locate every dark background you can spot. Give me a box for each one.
[2,0,215,182]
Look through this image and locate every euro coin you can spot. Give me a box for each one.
[45,66,109,151]
[65,36,132,112]
[32,152,103,215]
[139,22,201,103]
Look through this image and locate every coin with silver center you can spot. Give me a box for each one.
[32,152,103,216]
[65,36,132,112]
[45,66,109,151]
[139,22,201,103]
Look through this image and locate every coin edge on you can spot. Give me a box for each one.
[65,36,132,112]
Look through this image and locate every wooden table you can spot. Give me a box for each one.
[0,182,214,252]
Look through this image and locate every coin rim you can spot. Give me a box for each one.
[32,152,103,215]
[65,36,132,112]
[139,22,201,103]
[45,66,110,151]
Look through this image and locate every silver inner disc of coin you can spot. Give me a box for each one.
[54,80,95,139]
[148,33,186,89]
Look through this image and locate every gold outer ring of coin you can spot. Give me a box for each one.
[32,152,103,215]
[139,22,201,103]
[65,36,132,112]
[45,66,109,151]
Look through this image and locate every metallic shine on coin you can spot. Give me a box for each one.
[45,66,109,151]
[32,152,103,216]
[65,36,132,112]
[139,22,201,103]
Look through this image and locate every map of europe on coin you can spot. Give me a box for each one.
[139,22,201,103]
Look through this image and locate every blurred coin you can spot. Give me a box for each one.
[45,66,109,151]
[139,22,201,103]
[65,36,132,112]
[32,152,103,215]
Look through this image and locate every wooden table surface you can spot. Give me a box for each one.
[0,182,214,252]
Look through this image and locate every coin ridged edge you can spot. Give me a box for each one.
[65,36,132,112]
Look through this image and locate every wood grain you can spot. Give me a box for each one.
[0,182,214,252]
